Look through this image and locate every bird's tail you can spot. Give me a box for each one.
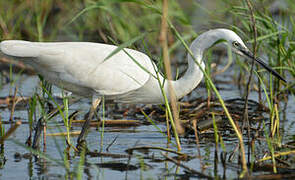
[0,40,39,58]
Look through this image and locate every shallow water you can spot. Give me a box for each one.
[0,121,240,179]
[0,69,294,179]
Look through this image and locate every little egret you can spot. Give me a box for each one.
[0,28,286,146]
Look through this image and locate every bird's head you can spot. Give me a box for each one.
[215,29,286,83]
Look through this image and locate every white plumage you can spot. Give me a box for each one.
[1,40,156,100]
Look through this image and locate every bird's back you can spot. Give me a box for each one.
[0,40,155,97]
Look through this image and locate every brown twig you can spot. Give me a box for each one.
[249,173,295,180]
[43,122,47,152]
[161,152,213,179]
[0,121,22,144]
[243,0,258,165]
[126,146,188,157]
[192,120,205,169]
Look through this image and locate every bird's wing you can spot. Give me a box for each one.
[1,41,154,95]
[61,43,154,95]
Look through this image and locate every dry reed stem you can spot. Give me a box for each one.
[72,119,140,126]
[47,131,81,136]
[243,0,258,172]
[257,150,295,162]
[160,0,184,151]
[249,173,295,180]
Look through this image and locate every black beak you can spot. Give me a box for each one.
[240,49,286,83]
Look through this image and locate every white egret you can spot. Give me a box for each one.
[0,28,286,146]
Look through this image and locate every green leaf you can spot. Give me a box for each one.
[66,2,103,26]
[103,32,148,62]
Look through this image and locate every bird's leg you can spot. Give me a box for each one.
[76,97,101,151]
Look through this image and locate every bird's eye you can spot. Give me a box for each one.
[232,41,239,47]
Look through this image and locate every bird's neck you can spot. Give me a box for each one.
[168,54,204,100]
[165,32,218,100]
